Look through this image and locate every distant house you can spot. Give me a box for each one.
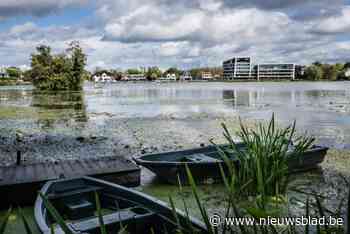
[201,72,213,80]
[0,67,9,79]
[345,68,350,78]
[121,74,146,81]
[93,72,112,82]
[160,73,177,81]
[180,71,192,81]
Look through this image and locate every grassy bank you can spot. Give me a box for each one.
[0,79,31,86]
[1,149,350,233]
[1,116,350,233]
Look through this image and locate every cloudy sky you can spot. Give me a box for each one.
[0,0,350,71]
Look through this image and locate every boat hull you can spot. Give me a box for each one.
[35,177,208,234]
[134,144,328,185]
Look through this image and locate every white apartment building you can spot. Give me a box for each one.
[223,57,295,80]
[223,57,252,79]
[254,63,295,80]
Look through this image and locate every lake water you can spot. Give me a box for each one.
[1,81,350,149]
[1,81,350,232]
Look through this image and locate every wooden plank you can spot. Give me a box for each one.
[76,160,90,175]
[43,163,58,181]
[32,163,42,182]
[48,163,60,180]
[0,156,139,187]
[7,167,17,183]
[0,156,141,208]
[18,165,29,183]
[12,165,24,183]
[68,160,82,177]
[61,161,75,178]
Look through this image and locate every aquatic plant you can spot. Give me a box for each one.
[167,115,348,234]
[174,163,349,234]
[39,192,74,234]
[211,114,314,199]
[18,207,34,234]
[0,208,11,234]
[39,192,129,234]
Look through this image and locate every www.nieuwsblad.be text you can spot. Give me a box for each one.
[209,214,344,227]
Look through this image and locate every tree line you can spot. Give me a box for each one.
[92,66,223,81]
[300,62,350,81]
[4,43,350,91]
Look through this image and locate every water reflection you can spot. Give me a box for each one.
[32,91,86,110]
[33,91,87,124]
[0,89,89,129]
[1,82,350,148]
[0,88,32,106]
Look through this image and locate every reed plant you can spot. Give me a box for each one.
[0,115,346,234]
[167,115,347,234]
[170,165,350,234]
[212,114,314,199]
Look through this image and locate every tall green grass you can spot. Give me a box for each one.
[171,115,347,234]
[0,115,346,234]
[212,114,314,199]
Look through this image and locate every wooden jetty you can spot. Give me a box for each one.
[0,156,140,208]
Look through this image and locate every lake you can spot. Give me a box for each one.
[1,81,350,150]
[1,81,350,233]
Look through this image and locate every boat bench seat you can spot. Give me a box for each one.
[64,198,95,220]
[179,153,221,163]
[70,207,155,232]
[48,186,103,199]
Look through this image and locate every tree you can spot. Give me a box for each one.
[67,41,87,90]
[22,69,32,81]
[304,65,323,80]
[109,69,123,80]
[322,64,340,81]
[30,45,53,88]
[189,68,202,79]
[145,66,162,80]
[344,62,350,69]
[313,61,322,67]
[6,67,21,79]
[30,42,87,91]
[126,68,141,74]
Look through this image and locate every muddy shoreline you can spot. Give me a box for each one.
[1,82,350,232]
[0,117,242,166]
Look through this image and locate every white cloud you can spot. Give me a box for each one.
[0,0,87,19]
[312,6,350,34]
[1,0,350,70]
[9,22,38,35]
[103,5,204,42]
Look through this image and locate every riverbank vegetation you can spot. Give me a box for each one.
[176,116,348,233]
[29,41,87,91]
[89,62,350,82]
[0,116,349,233]
[212,115,314,199]
[301,62,350,81]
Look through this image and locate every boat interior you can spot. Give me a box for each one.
[141,145,238,163]
[140,144,326,163]
[44,179,183,234]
